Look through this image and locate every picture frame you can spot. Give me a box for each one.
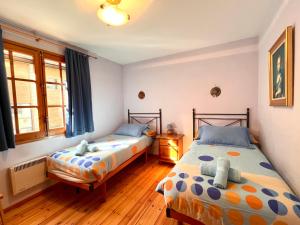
[269,26,294,107]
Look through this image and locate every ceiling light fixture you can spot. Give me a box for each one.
[97,0,130,26]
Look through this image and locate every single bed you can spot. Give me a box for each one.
[156,108,300,225]
[47,109,162,197]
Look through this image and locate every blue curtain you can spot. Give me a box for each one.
[65,48,94,137]
[0,29,15,151]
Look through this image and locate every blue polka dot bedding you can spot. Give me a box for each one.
[156,142,300,225]
[47,134,152,183]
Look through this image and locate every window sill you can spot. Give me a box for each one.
[16,133,66,145]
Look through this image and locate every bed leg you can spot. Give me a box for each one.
[166,208,171,217]
[99,182,107,202]
[76,187,80,194]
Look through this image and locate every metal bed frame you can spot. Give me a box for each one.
[193,108,250,139]
[166,108,250,225]
[128,108,162,135]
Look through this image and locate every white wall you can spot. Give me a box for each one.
[0,32,123,208]
[123,38,259,153]
[258,0,300,195]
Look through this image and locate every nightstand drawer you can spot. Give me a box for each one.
[159,139,178,146]
[160,146,178,159]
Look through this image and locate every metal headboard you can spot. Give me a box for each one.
[193,108,250,140]
[128,109,162,135]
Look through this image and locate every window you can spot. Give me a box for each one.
[43,54,67,136]
[4,41,67,144]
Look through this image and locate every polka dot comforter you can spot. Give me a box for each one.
[156,142,300,225]
[47,135,153,183]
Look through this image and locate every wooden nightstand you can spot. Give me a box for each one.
[156,134,184,164]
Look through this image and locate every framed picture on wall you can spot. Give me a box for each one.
[269,26,294,107]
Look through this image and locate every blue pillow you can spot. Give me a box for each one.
[197,126,254,149]
[114,123,148,137]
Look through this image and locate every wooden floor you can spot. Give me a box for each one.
[4,156,182,225]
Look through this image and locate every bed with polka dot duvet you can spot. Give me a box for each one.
[47,134,152,183]
[155,141,300,225]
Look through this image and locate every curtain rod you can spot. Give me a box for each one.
[0,23,98,59]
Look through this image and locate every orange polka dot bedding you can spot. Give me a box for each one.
[47,134,153,183]
[156,142,300,225]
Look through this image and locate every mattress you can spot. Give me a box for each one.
[156,142,300,225]
[47,134,153,183]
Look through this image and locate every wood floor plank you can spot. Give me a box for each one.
[85,159,168,225]
[102,164,169,225]
[80,164,163,225]
[135,193,165,225]
[116,166,171,225]
[5,156,174,225]
[4,185,64,222]
[8,186,78,225]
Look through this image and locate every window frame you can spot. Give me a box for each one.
[42,52,67,136]
[3,40,66,144]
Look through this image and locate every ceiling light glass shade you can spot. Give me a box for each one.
[97,4,130,26]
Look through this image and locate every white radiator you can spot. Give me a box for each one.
[9,157,48,195]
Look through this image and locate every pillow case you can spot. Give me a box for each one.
[114,123,148,137]
[197,125,254,149]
